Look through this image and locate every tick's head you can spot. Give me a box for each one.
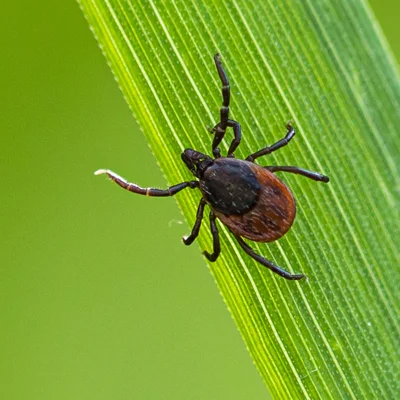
[181,149,213,179]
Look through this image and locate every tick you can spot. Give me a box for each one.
[95,54,329,280]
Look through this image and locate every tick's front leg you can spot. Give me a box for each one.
[95,169,198,196]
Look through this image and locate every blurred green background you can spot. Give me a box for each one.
[0,1,398,399]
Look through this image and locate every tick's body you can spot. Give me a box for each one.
[96,54,329,280]
[200,158,295,243]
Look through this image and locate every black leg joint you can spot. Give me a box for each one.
[203,250,219,262]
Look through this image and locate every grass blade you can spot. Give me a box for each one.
[79,0,400,398]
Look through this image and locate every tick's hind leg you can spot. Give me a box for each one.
[246,124,295,162]
[95,169,199,196]
[203,212,221,262]
[234,235,306,280]
[265,166,329,183]
[183,199,206,245]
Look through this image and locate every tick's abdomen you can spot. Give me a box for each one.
[201,158,296,243]
[200,158,261,215]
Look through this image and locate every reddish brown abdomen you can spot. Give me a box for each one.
[215,163,296,242]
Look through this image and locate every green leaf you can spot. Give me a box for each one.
[79,0,400,398]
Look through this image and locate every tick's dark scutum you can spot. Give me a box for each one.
[199,158,261,215]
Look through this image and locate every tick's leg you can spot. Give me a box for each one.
[210,53,230,158]
[226,119,241,157]
[211,127,224,159]
[265,166,329,183]
[183,199,207,245]
[214,53,230,130]
[203,212,221,262]
[212,119,242,158]
[95,169,198,196]
[234,235,306,280]
[246,124,295,162]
